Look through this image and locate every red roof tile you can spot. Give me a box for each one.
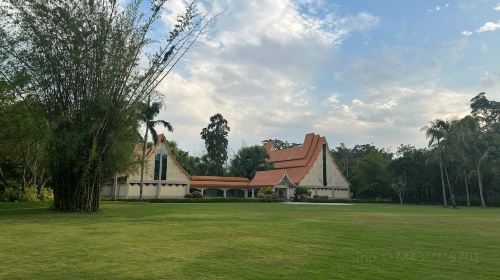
[250,133,326,186]
[190,176,250,188]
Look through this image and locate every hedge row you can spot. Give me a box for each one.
[114,197,284,203]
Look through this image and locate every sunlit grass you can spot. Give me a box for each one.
[1,202,499,279]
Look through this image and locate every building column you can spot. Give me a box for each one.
[244,189,248,198]
[201,188,204,196]
[286,187,290,200]
[251,188,255,198]
[223,188,227,198]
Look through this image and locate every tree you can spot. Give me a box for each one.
[293,186,311,201]
[139,99,172,201]
[229,145,271,179]
[332,143,354,177]
[200,113,230,176]
[350,149,392,199]
[262,139,301,150]
[422,120,451,207]
[167,141,210,175]
[0,0,210,211]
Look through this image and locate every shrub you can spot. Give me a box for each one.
[19,186,39,202]
[257,193,265,198]
[192,191,203,198]
[38,188,53,202]
[313,194,320,199]
[293,187,311,201]
[184,193,194,198]
[264,194,273,199]
[258,187,273,195]
[3,187,18,202]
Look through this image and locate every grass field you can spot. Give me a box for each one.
[1,202,499,279]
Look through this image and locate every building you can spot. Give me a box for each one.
[102,134,191,199]
[102,133,350,200]
[249,133,350,199]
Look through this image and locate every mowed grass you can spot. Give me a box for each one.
[1,202,499,280]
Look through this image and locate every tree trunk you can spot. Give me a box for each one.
[439,156,448,207]
[476,161,487,208]
[464,170,470,207]
[139,126,149,201]
[0,166,8,192]
[444,163,457,208]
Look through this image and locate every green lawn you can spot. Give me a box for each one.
[1,202,499,279]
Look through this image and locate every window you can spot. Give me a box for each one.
[322,143,327,186]
[161,152,168,180]
[154,147,168,181]
[154,151,161,180]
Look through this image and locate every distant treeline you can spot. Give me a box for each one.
[333,93,499,207]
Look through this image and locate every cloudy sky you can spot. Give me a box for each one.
[152,0,500,156]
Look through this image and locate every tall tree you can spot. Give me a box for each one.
[200,113,230,176]
[422,120,450,207]
[138,99,172,201]
[0,0,210,211]
[229,145,271,179]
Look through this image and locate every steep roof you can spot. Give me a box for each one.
[190,176,250,188]
[138,133,190,177]
[249,133,326,186]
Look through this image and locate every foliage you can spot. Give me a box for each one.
[349,148,392,199]
[1,186,52,202]
[200,113,230,176]
[229,145,272,179]
[262,139,301,150]
[167,141,211,175]
[258,187,273,195]
[0,0,210,211]
[293,186,311,201]
[184,193,194,198]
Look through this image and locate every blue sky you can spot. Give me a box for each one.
[149,0,500,156]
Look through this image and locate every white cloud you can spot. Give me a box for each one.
[316,84,471,148]
[494,3,500,11]
[153,0,382,152]
[462,30,472,37]
[477,20,500,32]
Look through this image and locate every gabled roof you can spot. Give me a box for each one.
[136,133,190,177]
[190,176,250,188]
[249,133,326,186]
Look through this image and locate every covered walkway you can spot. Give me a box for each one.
[190,176,260,198]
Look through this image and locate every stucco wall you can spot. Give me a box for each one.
[299,144,350,190]
[128,142,189,183]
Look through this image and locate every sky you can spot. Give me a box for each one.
[150,0,500,157]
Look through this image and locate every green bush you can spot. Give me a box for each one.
[258,187,273,195]
[118,197,282,203]
[38,188,53,202]
[19,186,39,202]
[184,193,194,198]
[3,187,18,202]
[293,186,311,201]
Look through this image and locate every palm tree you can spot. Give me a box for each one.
[453,116,488,207]
[422,120,449,207]
[139,99,173,201]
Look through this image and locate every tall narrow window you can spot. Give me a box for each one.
[154,151,161,180]
[322,143,327,186]
[161,152,168,180]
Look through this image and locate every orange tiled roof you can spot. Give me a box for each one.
[190,176,250,188]
[250,133,326,186]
